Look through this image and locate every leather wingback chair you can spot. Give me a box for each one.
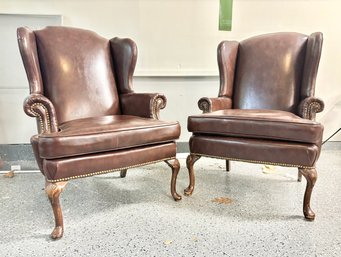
[186,32,324,220]
[17,26,181,239]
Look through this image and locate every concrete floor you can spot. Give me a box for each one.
[0,150,340,257]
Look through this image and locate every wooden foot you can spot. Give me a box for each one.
[184,154,201,196]
[226,160,231,172]
[120,169,127,178]
[299,168,317,220]
[45,181,67,239]
[165,159,182,201]
[297,169,302,182]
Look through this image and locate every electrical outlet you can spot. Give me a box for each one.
[11,165,21,171]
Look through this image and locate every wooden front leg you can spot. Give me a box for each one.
[45,181,67,239]
[299,168,318,220]
[165,159,182,201]
[184,154,201,196]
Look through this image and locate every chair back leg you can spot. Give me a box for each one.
[120,169,127,178]
[226,160,231,172]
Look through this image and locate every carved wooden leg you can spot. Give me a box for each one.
[299,168,317,220]
[226,160,230,172]
[45,181,67,239]
[184,154,201,196]
[120,169,127,178]
[165,159,182,201]
[297,169,302,182]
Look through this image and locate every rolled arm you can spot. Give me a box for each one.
[298,97,324,120]
[120,93,167,120]
[198,97,232,113]
[23,94,59,133]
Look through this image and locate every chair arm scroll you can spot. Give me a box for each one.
[198,97,232,113]
[298,97,324,120]
[120,93,167,120]
[23,94,59,133]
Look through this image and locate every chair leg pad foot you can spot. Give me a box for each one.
[184,186,194,196]
[173,194,182,201]
[304,208,315,221]
[50,226,63,240]
[304,215,315,221]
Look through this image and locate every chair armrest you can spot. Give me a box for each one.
[298,97,324,120]
[23,94,59,133]
[198,97,232,113]
[120,93,167,120]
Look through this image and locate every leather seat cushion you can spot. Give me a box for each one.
[43,142,177,181]
[38,115,180,159]
[188,109,323,144]
[189,135,319,168]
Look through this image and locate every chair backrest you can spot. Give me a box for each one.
[18,26,121,124]
[232,32,322,113]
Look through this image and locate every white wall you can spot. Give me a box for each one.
[0,0,340,143]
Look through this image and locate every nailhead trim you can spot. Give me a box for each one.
[302,101,322,120]
[152,95,166,120]
[30,103,51,132]
[46,157,175,182]
[192,153,313,169]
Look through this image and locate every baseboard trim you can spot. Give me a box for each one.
[321,141,341,150]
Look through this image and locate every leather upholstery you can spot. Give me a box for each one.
[35,27,121,124]
[39,115,180,159]
[120,93,167,119]
[18,26,182,239]
[187,33,324,220]
[188,31,324,168]
[233,33,308,112]
[217,41,239,99]
[189,136,320,168]
[44,143,176,181]
[188,109,323,145]
[110,37,136,94]
[17,26,180,179]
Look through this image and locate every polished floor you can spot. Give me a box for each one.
[0,149,340,257]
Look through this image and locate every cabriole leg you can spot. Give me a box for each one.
[120,169,127,178]
[165,158,182,201]
[184,154,201,196]
[299,168,317,221]
[45,181,67,239]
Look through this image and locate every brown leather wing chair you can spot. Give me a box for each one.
[186,32,324,220]
[17,26,181,239]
